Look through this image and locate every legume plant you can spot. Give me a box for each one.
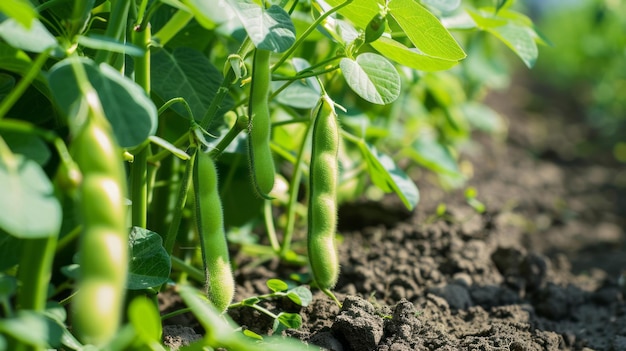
[0,0,542,349]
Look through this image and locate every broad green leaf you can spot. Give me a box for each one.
[359,143,419,210]
[77,34,144,57]
[129,297,163,343]
[182,0,229,28]
[179,286,316,350]
[371,37,458,71]
[286,286,312,307]
[1,133,50,166]
[127,227,171,290]
[267,278,289,292]
[0,311,63,348]
[274,312,302,331]
[406,139,460,176]
[226,1,296,52]
[0,0,36,28]
[0,274,16,298]
[0,155,61,238]
[487,23,538,68]
[243,329,264,340]
[422,0,461,13]
[48,58,157,148]
[0,17,58,53]
[151,47,234,125]
[0,74,14,101]
[0,230,21,270]
[340,53,400,105]
[273,58,321,108]
[458,102,505,134]
[388,0,465,60]
[0,43,34,77]
[322,0,379,32]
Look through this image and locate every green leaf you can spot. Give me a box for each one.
[242,296,261,306]
[0,311,63,348]
[322,0,379,32]
[487,23,538,68]
[178,286,239,345]
[388,0,465,60]
[0,155,61,238]
[286,286,312,307]
[359,143,419,210]
[77,34,145,57]
[0,274,16,299]
[48,58,157,148]
[273,58,321,109]
[243,329,264,340]
[151,47,234,124]
[340,53,400,105]
[371,37,458,71]
[422,0,461,13]
[266,278,289,292]
[1,133,50,166]
[226,1,296,52]
[274,312,302,331]
[129,297,163,343]
[0,17,58,54]
[127,227,171,290]
[459,102,505,133]
[406,139,460,176]
[0,230,21,270]
[0,43,34,77]
[0,0,36,28]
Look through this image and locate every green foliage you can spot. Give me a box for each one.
[0,0,540,349]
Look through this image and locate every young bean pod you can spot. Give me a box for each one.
[247,49,275,198]
[70,116,128,346]
[308,97,340,292]
[193,148,235,312]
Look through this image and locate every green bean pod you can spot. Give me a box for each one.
[308,97,340,290]
[70,116,128,346]
[247,49,275,198]
[193,149,235,312]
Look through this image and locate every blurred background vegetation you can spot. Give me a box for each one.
[524,0,626,162]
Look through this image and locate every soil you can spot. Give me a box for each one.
[161,76,626,350]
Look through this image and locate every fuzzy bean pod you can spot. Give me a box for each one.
[247,49,275,198]
[70,116,128,346]
[308,97,340,290]
[193,149,235,312]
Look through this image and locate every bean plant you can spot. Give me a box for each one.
[0,0,542,350]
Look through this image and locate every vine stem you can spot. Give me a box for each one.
[271,0,354,73]
[93,0,130,65]
[279,118,313,257]
[129,25,152,228]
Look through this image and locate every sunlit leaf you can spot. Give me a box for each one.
[371,37,459,71]
[388,0,465,60]
[48,58,157,147]
[225,1,296,52]
[0,17,58,53]
[359,143,419,210]
[340,53,400,105]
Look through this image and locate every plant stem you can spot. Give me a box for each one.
[152,9,193,47]
[129,24,152,228]
[0,49,51,120]
[199,39,254,130]
[280,119,313,257]
[16,236,58,311]
[264,200,280,252]
[94,0,130,65]
[170,255,204,283]
[271,0,354,72]
[162,148,196,264]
